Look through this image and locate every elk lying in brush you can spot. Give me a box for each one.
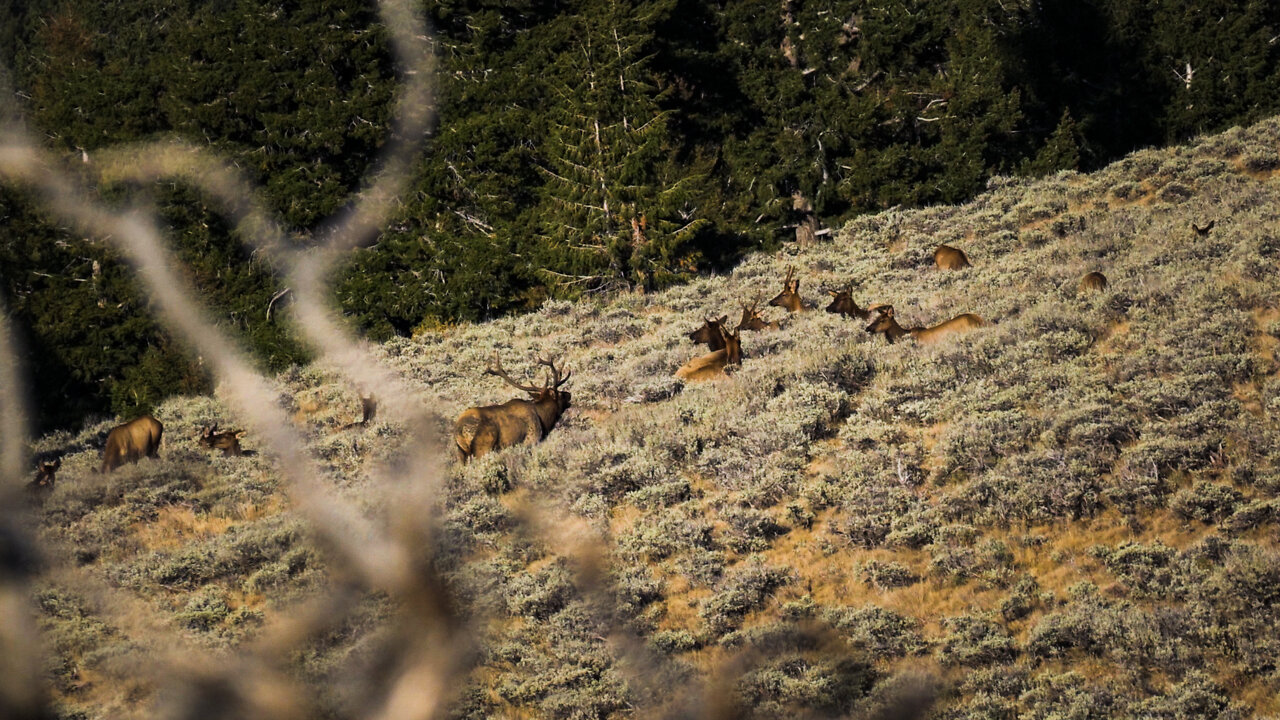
[737,297,780,331]
[768,265,809,312]
[198,424,246,457]
[825,285,870,321]
[27,458,61,498]
[688,315,731,350]
[933,244,971,270]
[101,415,164,473]
[676,325,742,381]
[1079,271,1108,293]
[865,305,985,344]
[454,355,572,462]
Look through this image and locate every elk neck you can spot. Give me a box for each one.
[532,391,568,431]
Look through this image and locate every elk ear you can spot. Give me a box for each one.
[717,314,729,325]
[51,458,61,470]
[234,431,246,439]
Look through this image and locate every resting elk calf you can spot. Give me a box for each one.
[101,415,164,473]
[1079,271,1108,293]
[933,244,971,270]
[737,297,780,332]
[866,305,985,344]
[454,355,572,462]
[198,424,246,456]
[27,458,60,498]
[768,266,809,312]
[676,325,742,381]
[825,285,870,321]
[688,315,731,351]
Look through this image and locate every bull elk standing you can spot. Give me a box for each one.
[1079,271,1108,293]
[101,415,164,473]
[825,285,871,321]
[866,305,985,344]
[933,244,971,270]
[198,424,246,456]
[676,325,742,381]
[768,266,809,312]
[688,315,731,351]
[454,355,572,462]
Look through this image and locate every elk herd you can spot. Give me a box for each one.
[27,238,1119,484]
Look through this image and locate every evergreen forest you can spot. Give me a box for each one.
[4,0,1280,429]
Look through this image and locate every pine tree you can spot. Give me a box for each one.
[535,0,706,293]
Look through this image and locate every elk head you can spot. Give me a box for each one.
[825,285,869,320]
[689,315,730,350]
[723,327,743,365]
[29,458,61,495]
[198,423,246,457]
[737,296,780,331]
[865,305,907,342]
[768,265,807,312]
[485,353,572,414]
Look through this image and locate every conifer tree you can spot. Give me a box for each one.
[534,0,706,293]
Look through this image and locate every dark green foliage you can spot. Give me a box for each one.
[10,0,1280,425]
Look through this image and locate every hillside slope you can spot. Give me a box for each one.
[25,118,1280,718]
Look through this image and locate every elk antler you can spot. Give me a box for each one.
[537,357,572,389]
[782,265,795,287]
[485,353,543,393]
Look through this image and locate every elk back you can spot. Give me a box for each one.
[101,416,164,473]
[933,245,971,270]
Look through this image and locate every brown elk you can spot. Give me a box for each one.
[768,265,809,312]
[101,415,164,473]
[825,285,870,321]
[688,315,731,350]
[737,296,780,332]
[1079,271,1108,293]
[933,244,971,270]
[865,305,985,344]
[27,458,60,497]
[676,325,742,381]
[1192,220,1215,236]
[453,355,572,462]
[340,395,379,430]
[198,424,246,457]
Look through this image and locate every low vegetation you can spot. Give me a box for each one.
[22,116,1280,717]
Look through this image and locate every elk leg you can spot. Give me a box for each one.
[471,426,500,459]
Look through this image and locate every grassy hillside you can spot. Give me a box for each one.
[23,116,1280,719]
